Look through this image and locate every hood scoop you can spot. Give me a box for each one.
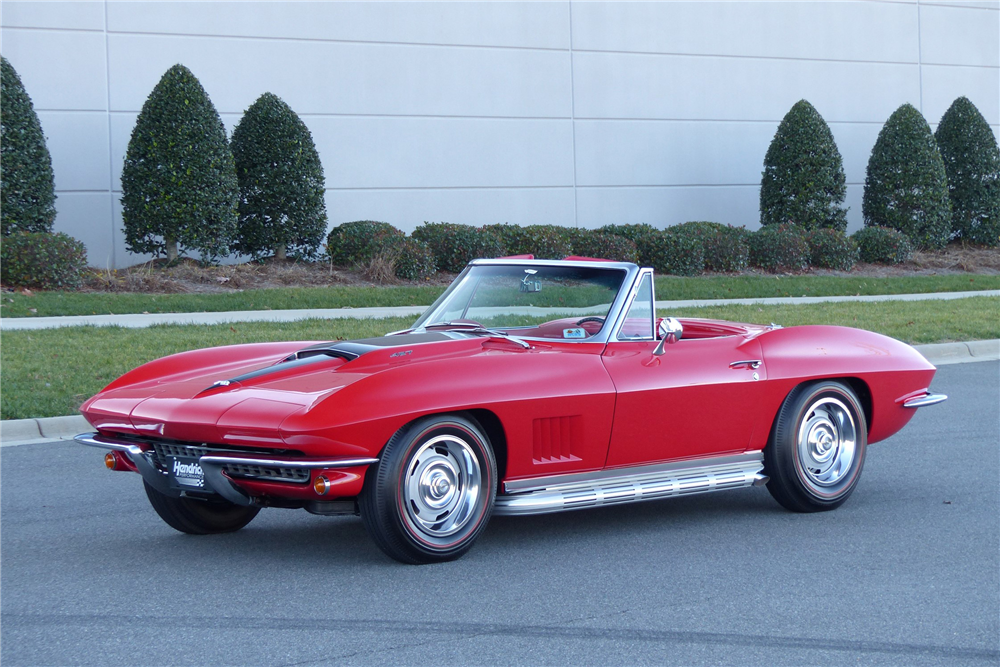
[197,333,459,395]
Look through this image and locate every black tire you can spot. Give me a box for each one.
[764,380,868,513]
[360,414,497,564]
[143,481,260,534]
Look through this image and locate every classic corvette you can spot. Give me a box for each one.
[77,258,947,563]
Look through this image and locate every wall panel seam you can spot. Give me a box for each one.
[103,29,570,53]
[0,25,104,34]
[570,48,920,67]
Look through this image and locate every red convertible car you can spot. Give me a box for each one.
[78,258,946,563]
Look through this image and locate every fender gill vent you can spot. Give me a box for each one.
[532,416,583,464]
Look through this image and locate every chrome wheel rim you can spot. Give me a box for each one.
[403,434,483,545]
[796,396,857,490]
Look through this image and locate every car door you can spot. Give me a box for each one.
[601,271,765,468]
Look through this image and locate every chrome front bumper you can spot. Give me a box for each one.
[75,432,377,506]
[902,393,948,408]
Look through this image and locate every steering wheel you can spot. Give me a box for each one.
[576,317,605,326]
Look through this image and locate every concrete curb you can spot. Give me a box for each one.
[2,340,996,448]
[2,415,89,447]
[2,289,998,331]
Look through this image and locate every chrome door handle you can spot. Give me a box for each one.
[729,360,761,369]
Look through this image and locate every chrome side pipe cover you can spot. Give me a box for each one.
[494,452,765,516]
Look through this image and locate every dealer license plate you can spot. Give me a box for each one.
[168,456,205,490]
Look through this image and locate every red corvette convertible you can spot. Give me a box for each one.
[78,258,946,563]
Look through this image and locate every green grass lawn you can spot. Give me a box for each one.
[2,296,997,420]
[3,274,999,318]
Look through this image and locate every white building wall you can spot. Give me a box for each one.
[2,0,998,268]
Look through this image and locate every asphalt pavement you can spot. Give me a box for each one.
[1,361,997,666]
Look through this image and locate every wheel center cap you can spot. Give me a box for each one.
[430,474,451,498]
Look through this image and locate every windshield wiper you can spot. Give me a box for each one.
[386,322,530,349]
[462,327,531,349]
[385,321,482,336]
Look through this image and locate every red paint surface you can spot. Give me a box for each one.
[82,314,937,502]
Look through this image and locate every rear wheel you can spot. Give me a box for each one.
[764,381,867,513]
[143,481,260,534]
[360,415,496,564]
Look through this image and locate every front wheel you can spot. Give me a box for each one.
[143,481,260,534]
[360,415,496,564]
[764,381,867,513]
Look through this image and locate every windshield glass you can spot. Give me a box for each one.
[410,264,627,340]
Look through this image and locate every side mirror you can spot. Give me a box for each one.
[653,317,683,356]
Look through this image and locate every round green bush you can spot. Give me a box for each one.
[0,231,87,289]
[673,221,750,272]
[852,226,914,265]
[411,222,504,272]
[805,229,858,270]
[935,97,1000,246]
[326,220,404,265]
[760,100,848,231]
[863,103,951,250]
[748,225,810,272]
[393,237,437,281]
[1,57,56,237]
[121,64,239,263]
[231,92,328,260]
[638,229,704,276]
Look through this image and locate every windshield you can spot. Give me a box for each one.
[409,264,628,340]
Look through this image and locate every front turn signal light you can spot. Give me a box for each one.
[314,475,330,495]
[104,452,117,470]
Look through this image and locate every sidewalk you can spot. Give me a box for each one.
[2,339,997,447]
[3,289,999,331]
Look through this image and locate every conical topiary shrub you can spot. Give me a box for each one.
[121,64,238,262]
[863,103,951,249]
[935,97,1000,247]
[760,100,848,232]
[231,93,328,260]
[1,57,56,236]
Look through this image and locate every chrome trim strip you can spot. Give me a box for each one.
[198,455,378,469]
[902,393,948,408]
[495,452,764,516]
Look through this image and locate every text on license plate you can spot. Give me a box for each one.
[169,457,205,488]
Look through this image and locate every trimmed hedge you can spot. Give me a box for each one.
[749,224,810,272]
[0,231,87,289]
[673,221,750,272]
[567,229,639,263]
[805,229,858,271]
[863,103,951,250]
[935,96,1000,246]
[482,223,572,259]
[392,238,437,281]
[760,100,848,231]
[852,226,914,265]
[1,57,56,237]
[326,220,405,265]
[121,64,239,263]
[231,92,328,260]
[411,222,504,272]
[640,229,705,276]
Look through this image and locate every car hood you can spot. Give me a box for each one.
[81,332,492,444]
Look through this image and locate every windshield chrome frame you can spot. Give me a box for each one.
[608,267,657,343]
[404,259,642,345]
